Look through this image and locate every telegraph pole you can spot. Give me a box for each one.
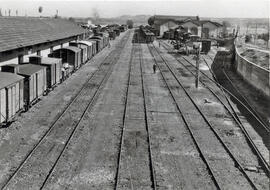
[193,43,200,88]
[195,49,200,88]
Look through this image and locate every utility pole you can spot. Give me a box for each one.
[194,43,200,88]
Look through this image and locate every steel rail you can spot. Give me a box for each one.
[147,43,222,189]
[1,31,131,190]
[114,44,134,190]
[138,44,157,190]
[150,43,259,189]
[160,41,270,177]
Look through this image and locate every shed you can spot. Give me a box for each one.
[49,46,82,70]
[1,64,47,107]
[0,72,24,123]
[29,56,62,88]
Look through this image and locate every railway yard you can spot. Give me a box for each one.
[0,27,269,189]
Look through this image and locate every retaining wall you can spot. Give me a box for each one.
[235,46,270,96]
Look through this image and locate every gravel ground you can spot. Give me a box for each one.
[0,31,130,189]
[0,33,269,190]
[41,30,134,189]
[158,41,269,189]
[142,44,216,189]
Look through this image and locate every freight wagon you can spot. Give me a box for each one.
[88,38,102,52]
[96,32,109,47]
[69,41,93,62]
[89,40,97,56]
[2,64,47,109]
[49,46,82,71]
[0,72,24,125]
[109,31,116,40]
[29,56,62,89]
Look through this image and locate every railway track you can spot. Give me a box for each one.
[205,53,270,132]
[160,41,270,177]
[148,43,262,189]
[1,31,131,190]
[115,44,156,189]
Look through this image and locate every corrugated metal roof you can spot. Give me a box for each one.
[17,64,46,76]
[0,72,24,89]
[29,55,61,65]
[61,46,81,53]
[0,17,86,52]
[78,40,93,46]
[41,57,61,65]
[90,36,103,40]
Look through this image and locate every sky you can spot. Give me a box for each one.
[0,0,269,18]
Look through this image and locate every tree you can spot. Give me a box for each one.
[38,6,43,17]
[8,9,11,16]
[0,9,2,16]
[127,20,133,29]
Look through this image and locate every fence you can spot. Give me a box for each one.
[235,45,270,96]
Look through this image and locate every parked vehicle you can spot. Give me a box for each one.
[29,56,62,89]
[2,64,47,109]
[49,46,82,71]
[0,72,24,125]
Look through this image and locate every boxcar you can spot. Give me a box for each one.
[88,40,97,56]
[96,32,109,47]
[88,38,102,52]
[109,31,116,40]
[0,72,24,124]
[2,64,47,108]
[29,56,62,89]
[49,46,82,70]
[69,41,93,61]
[69,42,88,64]
[90,36,104,49]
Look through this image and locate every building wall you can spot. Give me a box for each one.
[159,21,178,37]
[235,46,270,96]
[202,22,220,38]
[181,22,202,36]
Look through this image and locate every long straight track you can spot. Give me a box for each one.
[115,44,156,189]
[148,43,260,189]
[160,41,270,176]
[1,31,132,190]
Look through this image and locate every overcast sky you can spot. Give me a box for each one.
[0,0,269,18]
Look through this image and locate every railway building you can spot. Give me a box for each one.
[148,15,223,39]
[0,17,89,66]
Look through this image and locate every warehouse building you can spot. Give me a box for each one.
[0,17,90,66]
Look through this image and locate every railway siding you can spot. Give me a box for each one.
[141,44,216,189]
[155,41,269,189]
[116,44,153,189]
[1,31,132,190]
[42,30,134,190]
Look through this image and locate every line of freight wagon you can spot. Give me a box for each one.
[0,28,127,126]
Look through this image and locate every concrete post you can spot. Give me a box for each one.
[18,55,24,64]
